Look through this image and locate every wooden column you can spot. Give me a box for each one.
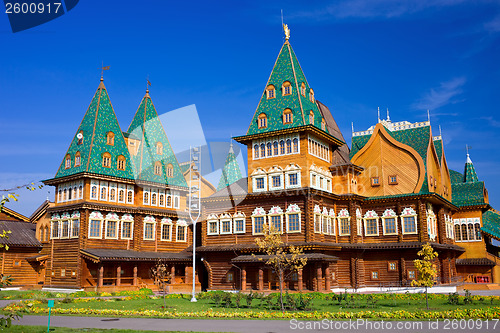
[400,257,406,286]
[258,267,264,291]
[316,264,323,291]
[348,200,358,243]
[98,264,104,287]
[133,265,138,286]
[437,207,446,244]
[116,265,121,286]
[325,265,331,291]
[298,268,303,292]
[185,265,190,283]
[418,200,428,242]
[241,266,246,291]
[170,265,176,284]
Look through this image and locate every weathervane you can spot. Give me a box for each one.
[283,23,290,40]
[99,61,110,78]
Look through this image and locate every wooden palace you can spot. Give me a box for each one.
[2,27,500,291]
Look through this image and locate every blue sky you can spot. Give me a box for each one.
[1,0,499,216]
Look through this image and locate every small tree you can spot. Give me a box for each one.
[411,242,438,309]
[254,224,307,312]
[150,259,172,310]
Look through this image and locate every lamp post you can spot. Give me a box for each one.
[189,146,201,302]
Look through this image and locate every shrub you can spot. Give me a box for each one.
[448,292,460,305]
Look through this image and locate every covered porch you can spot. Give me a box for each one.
[80,249,200,292]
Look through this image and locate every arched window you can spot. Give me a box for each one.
[293,138,299,153]
[127,191,133,203]
[65,154,71,169]
[286,139,292,154]
[166,164,174,178]
[91,186,97,199]
[321,119,326,131]
[283,108,293,124]
[154,161,162,176]
[156,142,163,155]
[77,131,84,145]
[300,82,306,97]
[106,132,115,146]
[461,224,468,241]
[254,144,259,159]
[78,185,83,199]
[267,142,272,156]
[75,151,81,167]
[102,152,111,168]
[266,84,276,99]
[167,195,172,207]
[475,223,481,240]
[309,110,314,125]
[68,188,72,200]
[468,224,475,240]
[58,189,62,202]
[279,140,285,155]
[100,187,106,200]
[159,194,164,206]
[273,141,278,155]
[309,88,315,102]
[260,144,265,158]
[454,224,461,241]
[282,81,292,96]
[118,189,124,202]
[109,188,115,201]
[63,189,67,201]
[151,193,157,205]
[258,113,267,129]
[117,155,126,170]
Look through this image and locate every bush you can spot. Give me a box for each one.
[448,292,460,305]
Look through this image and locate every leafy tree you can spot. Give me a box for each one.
[254,224,307,312]
[411,242,438,309]
[150,259,172,310]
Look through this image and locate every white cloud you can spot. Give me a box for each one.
[481,116,500,128]
[290,0,469,21]
[412,77,466,111]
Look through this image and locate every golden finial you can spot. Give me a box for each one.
[283,24,290,40]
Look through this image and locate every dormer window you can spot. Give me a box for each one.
[283,109,293,124]
[309,110,314,125]
[117,155,126,170]
[300,82,306,97]
[282,81,292,96]
[258,113,267,129]
[106,132,115,146]
[309,89,315,102]
[266,85,276,99]
[75,151,81,167]
[154,161,162,176]
[102,152,111,168]
[166,164,173,178]
[65,154,71,169]
[321,119,326,131]
[371,177,380,186]
[156,142,163,155]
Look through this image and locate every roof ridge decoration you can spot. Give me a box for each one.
[464,152,479,183]
[216,142,243,192]
[127,91,188,188]
[245,37,326,136]
[54,78,134,180]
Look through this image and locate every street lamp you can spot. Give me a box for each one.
[189,146,201,302]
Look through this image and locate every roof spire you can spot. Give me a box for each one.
[439,125,442,137]
[351,122,354,134]
[283,23,290,41]
[386,108,390,122]
[463,145,478,182]
[377,107,380,123]
[146,76,151,94]
[216,141,243,192]
[427,109,430,122]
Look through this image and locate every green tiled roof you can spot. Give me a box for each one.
[464,155,479,183]
[54,79,134,179]
[216,143,243,192]
[481,210,500,241]
[434,139,443,162]
[350,124,431,193]
[451,181,486,207]
[127,92,187,188]
[246,41,326,136]
[450,170,463,184]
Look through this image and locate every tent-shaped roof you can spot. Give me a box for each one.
[464,154,479,183]
[54,78,134,180]
[246,40,327,136]
[216,143,243,192]
[481,210,500,242]
[126,91,187,188]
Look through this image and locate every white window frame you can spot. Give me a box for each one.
[285,204,301,233]
[143,188,150,205]
[60,219,70,239]
[233,212,246,234]
[207,214,219,235]
[176,220,188,242]
[90,180,99,200]
[88,220,103,239]
[143,216,156,241]
[219,213,233,235]
[251,207,266,235]
[268,173,284,191]
[121,219,134,240]
[150,188,158,207]
[99,181,108,201]
[363,210,379,236]
[401,207,418,235]
[381,209,398,236]
[105,219,119,239]
[126,185,134,204]
[173,193,180,209]
[253,176,267,192]
[160,218,173,241]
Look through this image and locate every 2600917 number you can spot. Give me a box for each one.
[443,319,499,330]
[5,2,61,14]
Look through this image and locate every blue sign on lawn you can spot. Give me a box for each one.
[47,300,54,308]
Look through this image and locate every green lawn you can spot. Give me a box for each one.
[6,326,213,333]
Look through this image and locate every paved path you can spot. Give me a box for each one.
[12,315,500,333]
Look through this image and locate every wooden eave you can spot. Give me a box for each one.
[234,125,345,147]
[455,203,490,212]
[134,179,189,193]
[0,206,30,222]
[364,192,457,210]
[330,163,364,174]
[43,172,136,186]
[47,202,188,218]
